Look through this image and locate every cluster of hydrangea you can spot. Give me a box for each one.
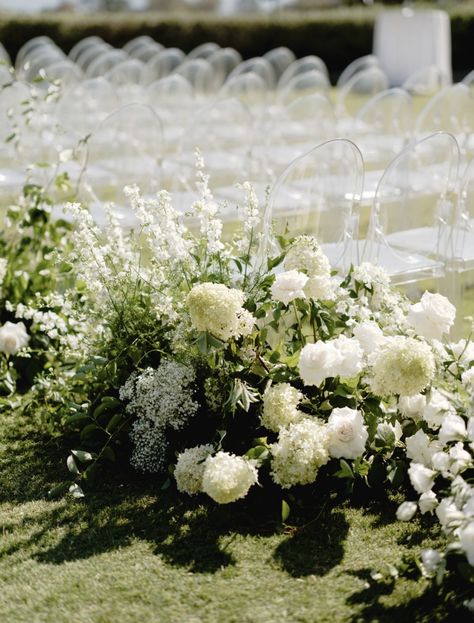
[261,383,303,432]
[186,282,255,341]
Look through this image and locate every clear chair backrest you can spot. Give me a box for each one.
[16,36,55,70]
[402,65,450,97]
[146,74,193,108]
[174,58,214,94]
[208,47,242,89]
[462,69,474,91]
[278,55,329,89]
[123,35,157,54]
[458,157,474,226]
[75,41,112,72]
[69,36,105,63]
[188,42,220,60]
[128,41,163,63]
[44,59,83,88]
[0,42,11,66]
[336,54,381,88]
[415,84,474,148]
[263,47,296,80]
[0,64,14,87]
[220,72,268,110]
[85,49,128,79]
[0,81,31,140]
[276,69,330,106]
[284,93,335,139]
[142,47,186,84]
[336,66,389,118]
[84,103,164,204]
[354,88,413,165]
[20,48,66,82]
[227,57,276,89]
[366,132,460,258]
[55,77,120,138]
[259,139,364,272]
[105,58,145,86]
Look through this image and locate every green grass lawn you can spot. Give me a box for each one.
[0,410,468,623]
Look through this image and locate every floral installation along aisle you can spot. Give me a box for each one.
[0,161,473,609]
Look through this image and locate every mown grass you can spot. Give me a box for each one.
[0,409,468,623]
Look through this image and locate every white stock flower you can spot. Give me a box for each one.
[431,451,451,474]
[449,442,472,475]
[408,463,436,494]
[327,407,368,459]
[423,389,456,430]
[353,262,391,291]
[460,522,474,566]
[271,270,308,306]
[419,490,438,515]
[407,291,456,340]
[186,282,254,341]
[439,413,467,445]
[352,321,386,356]
[370,337,435,397]
[261,383,303,432]
[0,321,30,355]
[396,501,417,521]
[270,419,329,488]
[298,336,363,387]
[174,444,214,496]
[436,498,463,531]
[201,452,258,504]
[405,429,442,467]
[451,339,474,369]
[398,394,427,421]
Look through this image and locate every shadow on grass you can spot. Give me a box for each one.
[0,413,350,577]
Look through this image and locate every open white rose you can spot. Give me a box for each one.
[398,394,427,421]
[436,498,464,530]
[407,291,456,340]
[0,321,30,356]
[423,389,456,430]
[421,548,442,575]
[298,336,363,387]
[419,490,438,514]
[352,321,386,356]
[408,462,436,494]
[405,429,442,467]
[327,407,368,459]
[271,270,308,306]
[438,413,467,445]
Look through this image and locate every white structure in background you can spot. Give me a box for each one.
[0,0,150,12]
[373,8,452,88]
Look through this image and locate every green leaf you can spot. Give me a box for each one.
[195,331,226,355]
[281,499,291,523]
[101,446,116,462]
[66,413,91,427]
[374,423,396,450]
[47,482,69,499]
[334,459,354,479]
[387,461,406,489]
[106,413,126,434]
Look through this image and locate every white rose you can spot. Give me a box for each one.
[449,442,472,475]
[459,522,474,566]
[396,501,417,521]
[298,341,343,387]
[0,321,30,356]
[332,335,364,379]
[327,407,368,460]
[398,394,427,421]
[436,498,463,529]
[271,270,308,306]
[408,462,436,494]
[405,429,442,467]
[431,451,451,474]
[305,274,338,301]
[438,413,467,445]
[419,490,438,514]
[407,291,456,340]
[352,321,386,356]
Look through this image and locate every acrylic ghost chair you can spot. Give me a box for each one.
[402,65,450,97]
[208,47,242,90]
[85,49,128,79]
[15,36,56,72]
[276,69,331,107]
[336,66,389,133]
[227,57,277,90]
[278,55,329,90]
[219,72,268,118]
[75,40,112,73]
[142,48,186,84]
[104,59,146,104]
[174,58,215,99]
[257,139,365,274]
[127,40,163,63]
[263,47,296,82]
[360,132,460,294]
[69,36,106,63]
[188,42,221,60]
[81,103,164,227]
[123,35,157,55]
[336,55,382,88]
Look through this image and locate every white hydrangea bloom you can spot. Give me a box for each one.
[370,336,435,397]
[407,291,456,340]
[271,270,308,305]
[201,451,258,504]
[327,407,368,459]
[284,235,331,278]
[174,444,214,495]
[270,419,329,488]
[0,321,29,355]
[186,282,254,341]
[408,462,436,494]
[261,383,303,432]
[396,501,417,521]
[298,335,363,387]
[398,394,427,421]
